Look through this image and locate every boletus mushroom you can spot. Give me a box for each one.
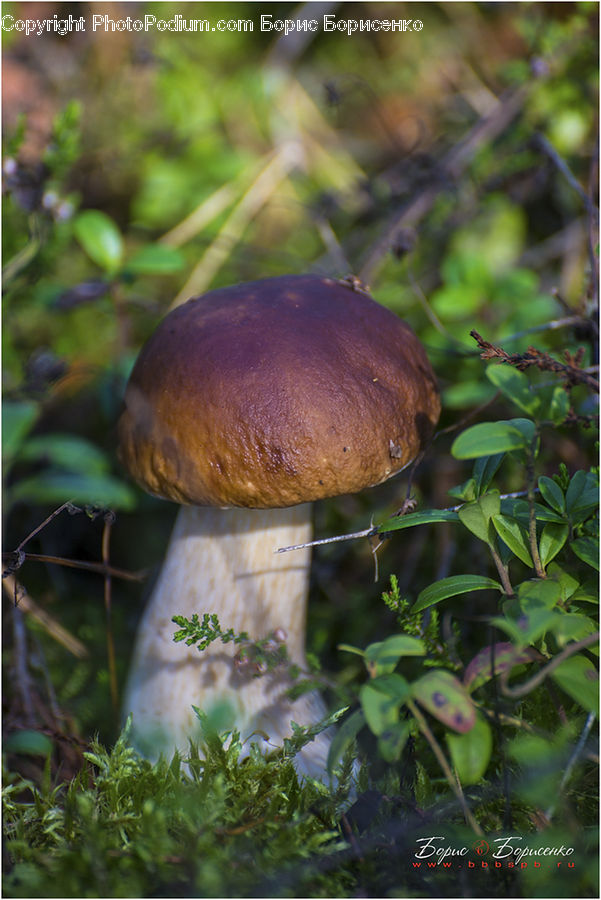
[119,274,440,777]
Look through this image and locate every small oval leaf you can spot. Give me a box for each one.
[452,419,534,459]
[538,476,566,514]
[360,682,399,736]
[412,670,476,733]
[538,523,569,569]
[486,365,541,416]
[73,210,123,273]
[492,514,534,566]
[446,715,492,784]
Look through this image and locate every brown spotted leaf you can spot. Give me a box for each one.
[463,642,540,692]
[412,670,476,733]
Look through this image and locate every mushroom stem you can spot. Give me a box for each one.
[124,503,330,775]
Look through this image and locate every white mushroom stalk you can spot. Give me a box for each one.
[124,503,330,777]
[119,274,440,776]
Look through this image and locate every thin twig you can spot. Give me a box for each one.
[500,632,600,698]
[102,517,119,717]
[13,501,81,557]
[526,448,546,579]
[407,698,483,836]
[2,575,88,659]
[533,133,597,214]
[276,491,533,554]
[471,329,599,391]
[544,712,596,821]
[11,601,36,727]
[2,551,146,582]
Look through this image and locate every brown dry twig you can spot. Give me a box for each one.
[470,329,599,392]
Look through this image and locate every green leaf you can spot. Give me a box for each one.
[565,470,599,523]
[458,492,500,544]
[73,210,123,273]
[125,244,185,275]
[412,574,502,613]
[8,471,136,510]
[551,655,599,713]
[2,401,38,464]
[337,643,366,658]
[377,508,460,534]
[365,635,425,675]
[446,716,492,784]
[451,418,535,458]
[538,476,566,514]
[538,523,569,568]
[571,537,599,570]
[518,579,562,611]
[492,607,560,647]
[491,514,534,566]
[411,670,476,733]
[546,385,570,425]
[501,496,566,524]
[326,709,365,777]
[486,365,541,416]
[378,721,411,763]
[448,477,477,502]
[3,729,53,757]
[463,642,538,691]
[473,453,505,496]
[359,682,399,736]
[547,562,580,602]
[369,672,412,703]
[552,613,598,647]
[19,434,110,476]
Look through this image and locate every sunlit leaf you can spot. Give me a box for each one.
[365,635,425,675]
[492,514,534,566]
[457,492,500,544]
[73,210,123,273]
[452,421,526,458]
[538,476,566,514]
[125,244,185,275]
[412,574,502,613]
[377,508,460,534]
[451,418,535,459]
[538,523,569,568]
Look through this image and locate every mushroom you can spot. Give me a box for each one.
[118,274,440,777]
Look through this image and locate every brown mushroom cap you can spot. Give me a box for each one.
[118,275,440,508]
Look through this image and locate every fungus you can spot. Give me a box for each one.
[118,274,440,777]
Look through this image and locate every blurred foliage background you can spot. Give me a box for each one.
[2,1,598,896]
